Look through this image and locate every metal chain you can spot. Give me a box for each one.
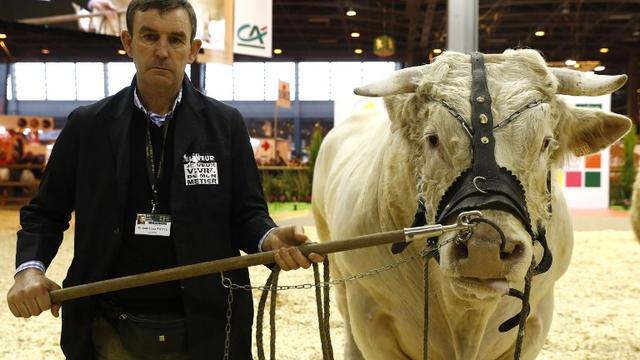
[428,97,473,139]
[222,273,234,360]
[218,230,475,360]
[493,98,544,131]
[427,96,545,135]
[220,236,465,293]
[221,253,420,293]
[218,224,477,359]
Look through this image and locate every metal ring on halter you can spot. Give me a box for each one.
[469,217,507,253]
[455,229,473,243]
[472,176,488,194]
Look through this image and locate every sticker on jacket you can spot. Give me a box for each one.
[183,153,219,185]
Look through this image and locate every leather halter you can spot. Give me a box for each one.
[392,52,554,330]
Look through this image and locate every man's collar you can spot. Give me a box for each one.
[133,87,183,125]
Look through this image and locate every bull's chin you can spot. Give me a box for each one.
[448,277,510,301]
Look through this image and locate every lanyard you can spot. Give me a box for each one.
[144,117,171,214]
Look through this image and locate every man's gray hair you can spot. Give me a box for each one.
[126,0,198,41]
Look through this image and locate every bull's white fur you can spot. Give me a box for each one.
[312,49,631,359]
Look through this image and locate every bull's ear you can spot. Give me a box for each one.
[560,103,632,157]
[384,95,415,133]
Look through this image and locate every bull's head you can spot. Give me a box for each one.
[354,50,631,302]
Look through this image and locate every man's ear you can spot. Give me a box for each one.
[120,30,133,58]
[189,39,202,63]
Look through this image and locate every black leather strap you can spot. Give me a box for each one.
[470,52,498,179]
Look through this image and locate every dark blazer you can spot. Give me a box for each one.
[16,77,276,359]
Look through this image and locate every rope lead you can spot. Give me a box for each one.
[257,260,334,360]
[256,266,280,360]
[513,259,535,360]
[314,259,334,359]
[422,246,439,360]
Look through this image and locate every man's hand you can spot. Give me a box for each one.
[261,225,324,271]
[7,269,61,318]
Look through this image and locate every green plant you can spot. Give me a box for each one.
[260,169,312,202]
[610,126,637,208]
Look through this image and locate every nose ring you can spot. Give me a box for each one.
[473,176,488,194]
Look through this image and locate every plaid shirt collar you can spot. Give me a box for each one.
[133,87,182,127]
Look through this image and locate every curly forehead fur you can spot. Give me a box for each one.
[386,49,561,229]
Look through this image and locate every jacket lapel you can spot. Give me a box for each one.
[107,85,134,210]
[173,77,207,172]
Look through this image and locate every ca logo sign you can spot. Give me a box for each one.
[237,24,268,49]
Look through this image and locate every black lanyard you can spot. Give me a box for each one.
[144,117,171,214]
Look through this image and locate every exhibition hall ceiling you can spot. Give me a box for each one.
[0,0,638,74]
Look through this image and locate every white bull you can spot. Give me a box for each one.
[312,49,631,359]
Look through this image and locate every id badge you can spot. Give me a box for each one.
[134,213,171,236]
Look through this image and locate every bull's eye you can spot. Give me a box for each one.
[427,134,439,147]
[542,136,557,152]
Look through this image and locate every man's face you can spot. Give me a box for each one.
[121,8,201,90]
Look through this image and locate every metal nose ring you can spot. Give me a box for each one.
[473,176,488,194]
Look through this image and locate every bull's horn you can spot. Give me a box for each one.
[550,67,627,96]
[353,65,428,97]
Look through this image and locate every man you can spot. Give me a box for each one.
[6,0,322,359]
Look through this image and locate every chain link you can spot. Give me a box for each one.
[217,228,474,359]
[220,236,463,293]
[429,97,473,138]
[427,96,545,135]
[493,98,544,131]
[222,273,234,360]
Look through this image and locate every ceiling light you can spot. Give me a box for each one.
[599,47,609,53]
[594,65,605,72]
[608,14,632,21]
[350,32,360,38]
[308,17,330,23]
[354,48,363,54]
[433,48,442,54]
[346,9,357,17]
[41,48,50,55]
[565,59,576,66]
[117,49,126,55]
[534,30,545,37]
[273,48,282,55]
[0,34,7,39]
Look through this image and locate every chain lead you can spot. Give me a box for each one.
[220,235,465,293]
[222,273,234,360]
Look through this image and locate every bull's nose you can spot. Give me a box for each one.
[448,221,528,278]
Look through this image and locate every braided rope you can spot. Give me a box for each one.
[422,247,439,360]
[513,259,535,359]
[258,261,336,360]
[313,260,334,359]
[256,267,280,360]
[423,249,430,360]
[269,269,280,360]
[322,259,334,358]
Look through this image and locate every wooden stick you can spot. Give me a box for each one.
[50,229,406,303]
